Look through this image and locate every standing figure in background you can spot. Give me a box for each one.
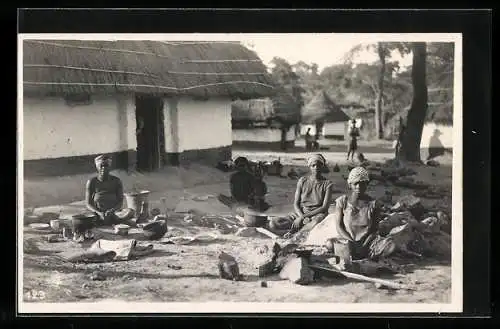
[305,128,313,151]
[312,132,320,151]
[347,119,360,161]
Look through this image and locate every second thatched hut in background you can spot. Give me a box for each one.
[231,88,301,150]
[300,91,351,140]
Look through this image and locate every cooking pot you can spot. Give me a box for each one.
[71,213,97,233]
[242,209,268,227]
[142,220,168,240]
[114,224,130,236]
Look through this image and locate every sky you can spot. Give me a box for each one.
[235,34,414,71]
[22,33,460,72]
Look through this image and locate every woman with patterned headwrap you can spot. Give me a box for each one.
[269,154,333,238]
[77,154,136,242]
[305,166,396,260]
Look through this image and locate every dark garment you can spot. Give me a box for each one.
[348,127,359,152]
[348,139,358,152]
[87,175,124,212]
[298,176,333,213]
[230,170,255,203]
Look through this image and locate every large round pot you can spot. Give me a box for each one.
[243,213,268,227]
[142,220,168,240]
[124,191,150,213]
[72,213,97,233]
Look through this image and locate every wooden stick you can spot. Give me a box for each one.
[23,81,276,91]
[26,40,172,58]
[24,64,161,78]
[25,40,262,63]
[25,64,267,76]
[255,227,279,239]
[181,59,262,63]
[309,265,412,290]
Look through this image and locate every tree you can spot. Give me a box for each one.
[270,57,305,108]
[269,57,305,151]
[398,42,428,162]
[425,42,454,124]
[375,43,390,139]
[343,42,411,139]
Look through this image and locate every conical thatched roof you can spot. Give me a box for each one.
[231,88,301,126]
[22,40,276,99]
[301,91,351,124]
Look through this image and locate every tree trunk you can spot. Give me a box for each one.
[375,43,386,140]
[398,42,428,162]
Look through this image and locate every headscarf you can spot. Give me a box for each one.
[94,154,112,168]
[307,154,326,167]
[347,166,370,185]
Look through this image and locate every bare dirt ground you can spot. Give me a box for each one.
[22,146,454,304]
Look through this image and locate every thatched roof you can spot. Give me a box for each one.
[231,88,301,126]
[22,40,276,99]
[301,91,351,124]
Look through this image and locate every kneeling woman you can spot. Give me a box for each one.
[306,166,396,260]
[269,154,333,238]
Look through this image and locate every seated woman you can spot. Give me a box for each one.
[228,157,255,204]
[219,157,269,211]
[80,155,135,240]
[305,166,396,260]
[248,162,270,212]
[269,154,333,238]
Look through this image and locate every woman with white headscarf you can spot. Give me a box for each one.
[305,166,396,260]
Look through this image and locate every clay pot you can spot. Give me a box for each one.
[71,213,97,233]
[325,238,335,252]
[114,224,130,236]
[142,220,168,240]
[243,213,268,227]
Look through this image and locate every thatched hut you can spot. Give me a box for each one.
[22,39,275,176]
[231,88,301,150]
[300,91,351,140]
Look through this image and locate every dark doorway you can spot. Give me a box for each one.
[135,94,165,172]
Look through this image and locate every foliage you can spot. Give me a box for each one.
[264,41,454,140]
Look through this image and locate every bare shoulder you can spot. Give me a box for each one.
[86,176,98,187]
[335,194,347,207]
[297,176,307,186]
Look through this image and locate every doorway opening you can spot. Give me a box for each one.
[135,94,165,172]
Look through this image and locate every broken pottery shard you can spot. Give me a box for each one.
[258,260,277,278]
[436,211,450,224]
[23,239,40,254]
[421,217,442,232]
[235,227,269,238]
[279,256,315,285]
[395,195,425,218]
[378,211,416,236]
[218,252,241,280]
[426,160,440,167]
